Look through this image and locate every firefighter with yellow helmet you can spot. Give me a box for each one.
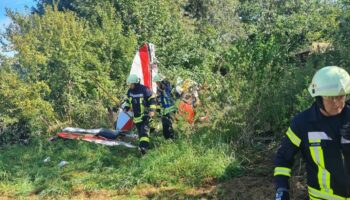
[274,66,350,199]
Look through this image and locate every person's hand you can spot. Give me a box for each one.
[275,188,289,200]
[341,122,350,140]
[149,111,155,118]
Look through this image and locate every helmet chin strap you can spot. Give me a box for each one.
[320,108,331,116]
[316,96,332,116]
[316,96,325,110]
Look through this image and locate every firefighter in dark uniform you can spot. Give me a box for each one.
[274,66,350,200]
[124,74,156,155]
[153,73,177,139]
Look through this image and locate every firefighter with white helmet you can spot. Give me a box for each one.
[153,73,177,139]
[124,74,156,155]
[274,66,350,199]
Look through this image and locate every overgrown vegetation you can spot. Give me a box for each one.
[1,0,349,198]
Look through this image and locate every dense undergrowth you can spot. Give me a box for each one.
[2,0,350,198]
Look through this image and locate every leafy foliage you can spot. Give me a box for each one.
[5,5,136,131]
[0,61,55,144]
[1,0,350,197]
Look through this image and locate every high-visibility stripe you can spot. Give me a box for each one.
[128,97,133,109]
[308,132,332,141]
[162,106,176,115]
[129,93,144,98]
[163,96,171,106]
[140,137,150,142]
[341,137,350,144]
[140,97,144,114]
[133,116,143,123]
[286,127,301,147]
[274,167,291,177]
[308,186,346,200]
[309,139,333,194]
[148,94,156,101]
[308,195,322,200]
[150,105,157,110]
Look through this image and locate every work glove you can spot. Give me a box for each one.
[275,188,289,200]
[340,122,350,140]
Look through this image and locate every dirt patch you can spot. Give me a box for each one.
[217,175,307,200]
[131,183,216,199]
[216,141,308,200]
[218,176,275,200]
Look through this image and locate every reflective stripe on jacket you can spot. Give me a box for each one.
[274,103,350,198]
[126,83,156,123]
[157,81,177,115]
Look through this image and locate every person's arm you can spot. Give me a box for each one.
[145,88,156,117]
[340,122,350,175]
[274,126,301,200]
[122,92,131,112]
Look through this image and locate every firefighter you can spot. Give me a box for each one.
[153,73,177,139]
[124,74,156,155]
[274,66,350,200]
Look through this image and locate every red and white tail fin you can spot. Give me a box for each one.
[116,108,134,132]
[130,43,158,93]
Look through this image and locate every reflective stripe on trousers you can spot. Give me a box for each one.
[308,186,349,200]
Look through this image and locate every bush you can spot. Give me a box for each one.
[0,67,56,145]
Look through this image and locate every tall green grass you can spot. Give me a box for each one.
[0,130,238,198]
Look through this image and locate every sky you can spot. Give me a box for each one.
[0,0,36,56]
[1,0,36,30]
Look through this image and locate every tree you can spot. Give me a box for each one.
[5,5,135,127]
[238,0,340,49]
[332,1,350,67]
[183,0,244,44]
[0,57,55,144]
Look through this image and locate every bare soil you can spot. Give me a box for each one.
[216,142,308,200]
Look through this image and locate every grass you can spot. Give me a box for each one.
[0,125,240,199]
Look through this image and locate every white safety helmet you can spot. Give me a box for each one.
[127,74,140,84]
[308,66,350,97]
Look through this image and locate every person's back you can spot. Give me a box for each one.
[157,80,176,114]
[127,83,154,120]
[154,73,177,139]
